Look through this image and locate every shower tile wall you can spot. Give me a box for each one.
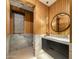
[14,13,24,33]
[7,35,10,56]
[10,34,33,52]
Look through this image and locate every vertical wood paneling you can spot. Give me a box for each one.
[10,14,13,34]
[49,0,71,36]
[10,11,33,34]
[33,0,48,34]
[70,0,72,43]
[9,0,71,35]
[6,0,10,35]
[9,0,48,35]
[24,12,33,34]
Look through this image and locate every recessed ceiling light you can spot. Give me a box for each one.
[39,0,56,7]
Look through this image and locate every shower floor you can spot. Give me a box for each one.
[8,47,36,59]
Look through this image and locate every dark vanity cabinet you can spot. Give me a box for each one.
[42,38,69,59]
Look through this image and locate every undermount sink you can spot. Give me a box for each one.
[43,35,70,45]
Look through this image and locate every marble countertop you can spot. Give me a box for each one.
[42,36,70,45]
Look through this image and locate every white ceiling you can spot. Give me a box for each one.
[39,0,56,7]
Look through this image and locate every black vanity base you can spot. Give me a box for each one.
[42,38,69,59]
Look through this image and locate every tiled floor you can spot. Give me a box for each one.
[8,47,54,59]
[37,49,54,59]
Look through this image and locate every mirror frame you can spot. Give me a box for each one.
[51,12,70,32]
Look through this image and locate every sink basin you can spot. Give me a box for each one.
[43,36,70,45]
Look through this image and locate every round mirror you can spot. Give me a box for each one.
[51,13,70,32]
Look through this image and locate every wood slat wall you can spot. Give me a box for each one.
[24,12,33,34]
[6,0,10,35]
[33,0,48,34]
[10,6,33,34]
[49,0,71,36]
[7,0,71,35]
